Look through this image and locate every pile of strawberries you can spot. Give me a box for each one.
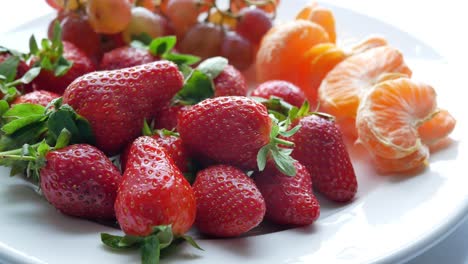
[0,20,358,264]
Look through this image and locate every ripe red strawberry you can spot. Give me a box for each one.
[254,161,320,225]
[99,46,159,70]
[251,80,307,108]
[154,104,189,130]
[288,114,358,202]
[31,41,96,94]
[193,165,266,237]
[177,96,272,170]
[120,130,190,173]
[0,52,33,93]
[115,136,196,236]
[63,61,184,154]
[213,64,248,97]
[12,90,60,106]
[40,144,121,220]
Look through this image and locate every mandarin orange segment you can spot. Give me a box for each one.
[418,109,456,146]
[349,36,388,54]
[296,3,336,43]
[304,43,347,103]
[374,145,429,173]
[356,77,437,160]
[318,46,412,136]
[256,20,330,98]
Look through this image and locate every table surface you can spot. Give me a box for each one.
[0,1,467,264]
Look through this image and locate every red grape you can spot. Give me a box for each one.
[221,31,254,71]
[236,7,273,44]
[179,23,224,60]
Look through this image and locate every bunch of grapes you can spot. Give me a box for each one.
[45,0,278,70]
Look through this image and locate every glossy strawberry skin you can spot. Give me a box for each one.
[254,161,320,225]
[193,165,266,237]
[99,46,159,70]
[178,96,271,170]
[31,41,95,95]
[120,133,189,173]
[40,144,121,220]
[12,90,60,106]
[154,104,189,131]
[288,115,358,202]
[63,61,184,155]
[115,136,196,236]
[250,80,307,108]
[213,65,248,97]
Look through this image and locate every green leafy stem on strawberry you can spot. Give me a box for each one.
[101,225,202,264]
[0,51,41,102]
[0,128,71,183]
[173,56,228,105]
[0,97,94,152]
[29,21,73,77]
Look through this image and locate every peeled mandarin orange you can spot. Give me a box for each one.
[256,20,330,98]
[418,108,456,146]
[349,36,388,54]
[356,77,437,160]
[318,46,412,137]
[373,145,430,173]
[297,5,336,43]
[303,43,347,103]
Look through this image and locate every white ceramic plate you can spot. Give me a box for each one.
[0,1,466,264]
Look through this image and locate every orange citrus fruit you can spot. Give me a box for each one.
[349,36,388,54]
[256,20,330,100]
[356,77,437,161]
[373,145,430,173]
[318,46,412,137]
[418,108,456,146]
[296,2,336,43]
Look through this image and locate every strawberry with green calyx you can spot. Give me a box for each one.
[63,60,184,155]
[0,97,94,152]
[283,102,358,202]
[29,22,95,94]
[0,52,40,102]
[0,129,122,220]
[102,136,200,264]
[177,96,299,176]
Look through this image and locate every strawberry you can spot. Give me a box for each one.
[193,164,266,237]
[288,114,358,202]
[30,39,95,95]
[12,90,60,106]
[63,60,184,154]
[251,80,307,108]
[101,136,199,264]
[99,46,159,70]
[40,144,121,219]
[115,136,196,236]
[213,64,248,97]
[154,103,189,130]
[254,161,320,225]
[178,96,297,174]
[120,130,190,174]
[0,140,121,220]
